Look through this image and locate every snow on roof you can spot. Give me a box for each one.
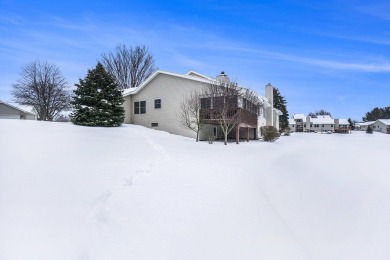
[123,70,216,97]
[185,71,213,80]
[377,119,390,125]
[122,70,271,107]
[0,100,36,115]
[338,119,349,125]
[360,121,375,126]
[289,118,295,125]
[311,115,334,124]
[293,114,306,120]
[273,108,282,115]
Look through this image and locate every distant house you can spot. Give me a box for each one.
[358,121,375,131]
[334,119,351,133]
[0,101,37,120]
[290,114,306,132]
[122,70,282,142]
[372,119,390,134]
[289,114,350,133]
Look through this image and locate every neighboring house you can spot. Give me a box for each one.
[372,119,390,134]
[289,113,350,133]
[359,121,375,131]
[122,70,281,141]
[289,114,306,132]
[309,115,335,132]
[0,100,37,120]
[334,118,350,133]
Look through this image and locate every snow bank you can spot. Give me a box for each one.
[1,120,389,260]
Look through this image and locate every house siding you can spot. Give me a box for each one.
[0,103,36,120]
[124,74,209,139]
[0,103,20,116]
[373,121,390,134]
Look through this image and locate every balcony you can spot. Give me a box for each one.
[200,107,258,127]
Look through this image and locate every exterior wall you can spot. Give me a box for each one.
[25,114,36,120]
[265,84,273,127]
[199,124,225,140]
[306,124,334,132]
[360,123,373,131]
[127,74,209,139]
[273,110,280,131]
[123,95,132,124]
[294,119,304,131]
[0,103,21,117]
[0,103,36,120]
[373,121,390,134]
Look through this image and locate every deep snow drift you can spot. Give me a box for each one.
[1,120,390,260]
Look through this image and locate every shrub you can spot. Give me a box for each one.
[366,125,373,134]
[262,126,280,142]
[283,126,291,136]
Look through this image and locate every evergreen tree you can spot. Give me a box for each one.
[71,63,124,127]
[273,87,289,131]
[308,109,332,117]
[348,118,355,130]
[363,106,390,121]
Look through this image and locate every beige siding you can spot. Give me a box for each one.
[373,121,389,133]
[0,103,21,115]
[129,74,208,139]
[123,96,132,124]
[25,114,36,120]
[0,103,36,120]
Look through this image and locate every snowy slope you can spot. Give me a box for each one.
[1,120,390,260]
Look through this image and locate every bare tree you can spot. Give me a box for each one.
[206,81,240,145]
[12,60,71,121]
[178,89,204,142]
[100,44,157,89]
[202,80,263,145]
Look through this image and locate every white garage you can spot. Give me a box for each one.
[0,101,37,120]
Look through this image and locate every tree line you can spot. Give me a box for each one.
[363,107,390,122]
[11,44,157,123]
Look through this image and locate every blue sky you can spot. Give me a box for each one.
[1,0,390,121]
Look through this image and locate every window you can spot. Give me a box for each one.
[201,98,211,109]
[134,102,140,114]
[331,124,334,127]
[140,101,146,114]
[213,127,218,137]
[134,101,146,114]
[322,124,324,127]
[154,99,161,109]
[151,123,158,127]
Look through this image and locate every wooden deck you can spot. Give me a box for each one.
[334,128,351,133]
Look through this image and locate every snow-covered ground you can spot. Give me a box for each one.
[1,120,390,260]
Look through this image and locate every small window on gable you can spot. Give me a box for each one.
[151,123,158,127]
[154,99,161,109]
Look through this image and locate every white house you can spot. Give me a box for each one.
[289,114,306,132]
[289,114,350,133]
[359,121,375,131]
[372,119,390,134]
[122,70,281,141]
[0,101,37,120]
